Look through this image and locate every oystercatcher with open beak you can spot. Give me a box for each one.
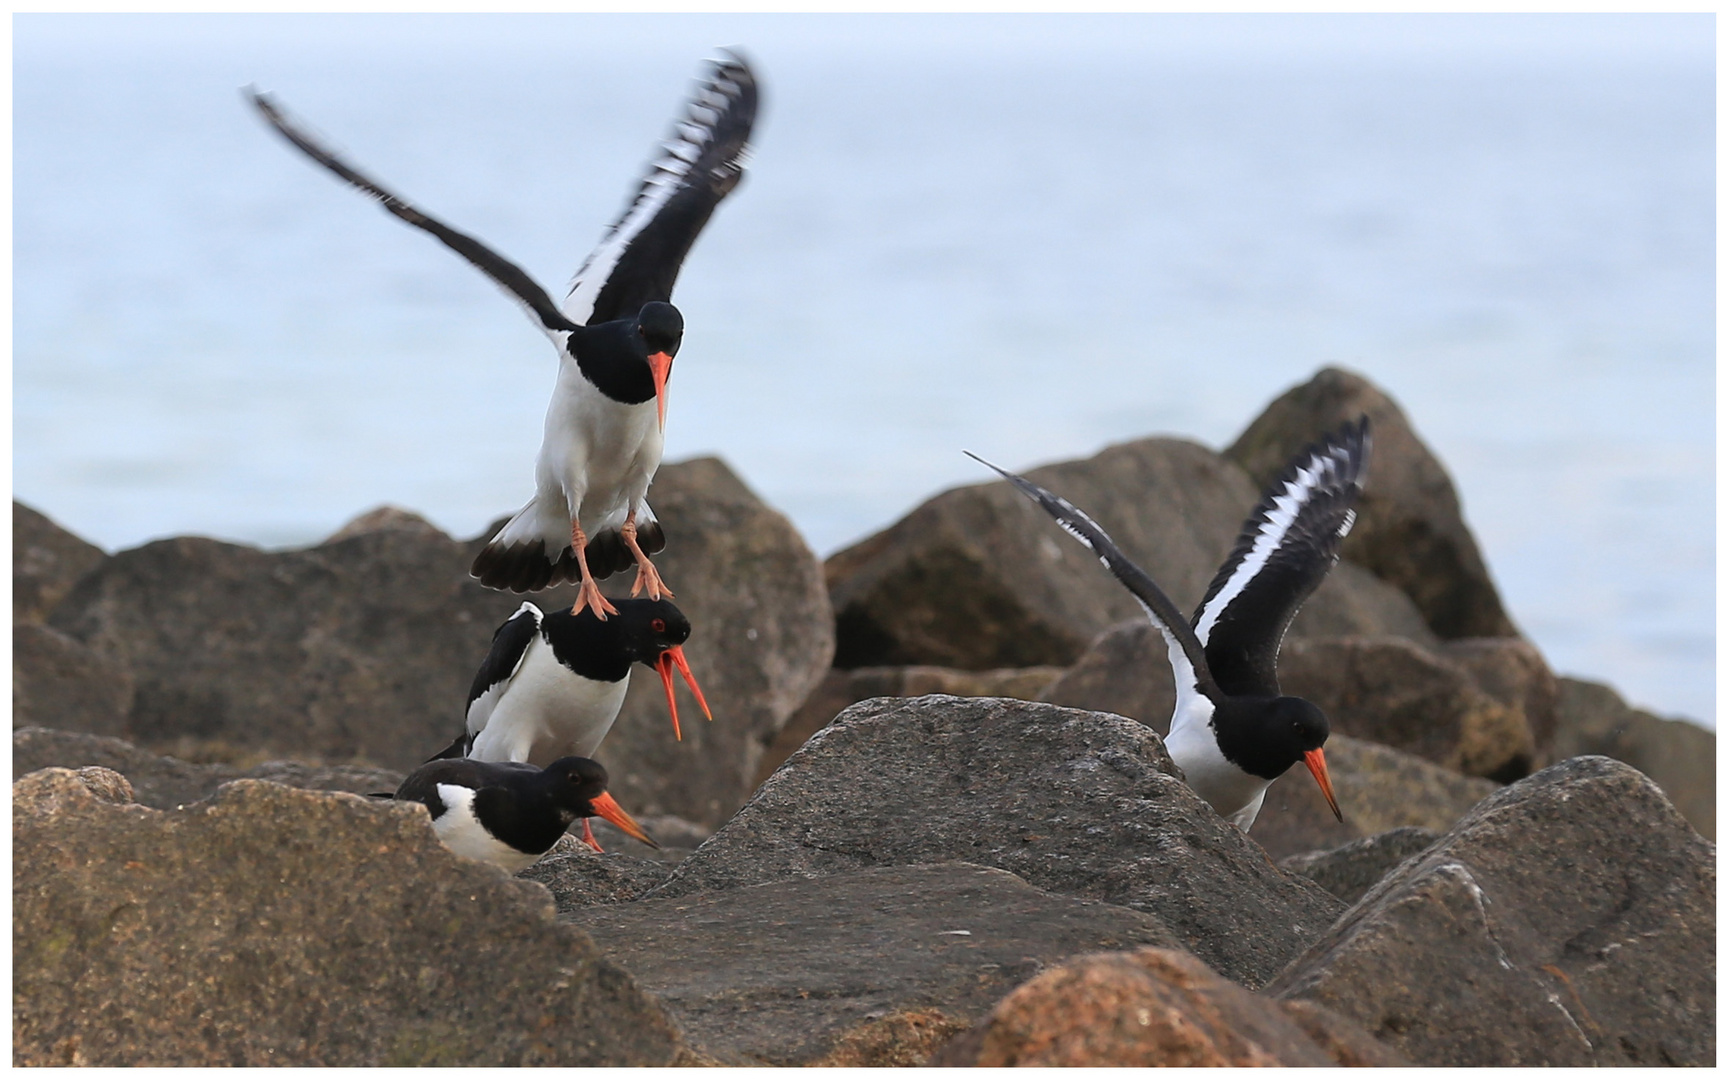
[395,756,657,871]
[966,418,1369,831]
[251,51,759,619]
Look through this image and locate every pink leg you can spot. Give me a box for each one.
[568,520,619,619]
[581,818,604,854]
[621,510,673,601]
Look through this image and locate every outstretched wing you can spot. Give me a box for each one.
[462,602,546,748]
[250,90,580,337]
[563,50,758,326]
[1192,418,1371,698]
[965,452,1221,710]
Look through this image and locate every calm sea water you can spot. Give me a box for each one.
[13,15,1715,726]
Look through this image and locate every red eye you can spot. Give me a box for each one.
[651,618,666,633]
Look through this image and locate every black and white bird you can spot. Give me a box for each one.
[395,756,656,872]
[966,418,1369,831]
[434,598,711,767]
[251,51,759,620]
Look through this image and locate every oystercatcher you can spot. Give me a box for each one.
[395,755,657,871]
[434,598,711,768]
[966,418,1369,831]
[251,50,759,619]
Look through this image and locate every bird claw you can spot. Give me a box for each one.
[571,577,619,620]
[628,561,674,601]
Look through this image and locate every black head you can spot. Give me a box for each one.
[542,755,612,808]
[636,301,684,359]
[1217,695,1341,821]
[608,597,693,666]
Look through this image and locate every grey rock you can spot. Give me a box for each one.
[1248,735,1497,862]
[1551,676,1714,840]
[13,727,404,809]
[44,456,833,830]
[521,842,676,908]
[13,623,134,737]
[13,768,689,1066]
[651,695,1344,989]
[1267,756,1716,1066]
[1278,826,1443,906]
[13,500,106,624]
[757,663,1066,788]
[581,862,1185,1065]
[1225,366,1518,639]
[826,436,1427,673]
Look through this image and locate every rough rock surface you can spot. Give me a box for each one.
[1225,366,1518,639]
[825,436,1429,672]
[928,946,1406,1066]
[650,695,1344,988]
[521,845,676,908]
[1550,676,1714,839]
[13,623,134,737]
[1246,735,1497,862]
[13,769,688,1066]
[13,727,405,810]
[1279,636,1537,781]
[13,500,107,624]
[582,862,1185,1065]
[1441,636,1561,761]
[756,663,1066,787]
[1267,756,1716,1066]
[42,457,832,829]
[1278,826,1443,905]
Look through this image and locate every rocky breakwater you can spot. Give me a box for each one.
[14,457,833,830]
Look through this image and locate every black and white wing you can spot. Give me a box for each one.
[250,91,581,337]
[563,51,758,327]
[395,758,536,814]
[459,602,546,751]
[1191,418,1371,698]
[965,452,1221,706]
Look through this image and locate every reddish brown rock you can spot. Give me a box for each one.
[1225,366,1517,640]
[928,947,1405,1066]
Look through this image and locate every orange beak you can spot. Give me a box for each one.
[647,351,673,431]
[586,791,658,849]
[1304,747,1343,823]
[655,645,712,742]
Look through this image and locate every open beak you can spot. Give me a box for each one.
[1304,748,1343,823]
[655,645,712,742]
[587,791,659,849]
[647,351,673,431]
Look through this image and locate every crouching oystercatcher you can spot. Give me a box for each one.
[251,50,759,619]
[966,417,1370,831]
[434,598,711,764]
[395,756,657,871]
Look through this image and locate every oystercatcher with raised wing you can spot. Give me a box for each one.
[434,598,710,769]
[252,51,759,619]
[966,418,1369,831]
[395,755,657,871]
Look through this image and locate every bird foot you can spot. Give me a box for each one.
[628,559,674,601]
[571,576,620,620]
[581,818,604,854]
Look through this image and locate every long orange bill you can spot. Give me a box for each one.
[647,351,673,431]
[656,645,712,742]
[1304,748,1343,823]
[587,791,659,849]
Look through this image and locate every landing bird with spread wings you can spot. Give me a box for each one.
[251,51,759,620]
[966,418,1369,831]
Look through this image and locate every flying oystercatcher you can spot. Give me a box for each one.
[395,756,657,871]
[434,598,710,761]
[251,51,759,619]
[967,418,1369,831]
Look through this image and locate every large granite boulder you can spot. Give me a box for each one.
[1225,366,1517,639]
[1278,826,1443,906]
[13,768,689,1066]
[1244,735,1498,862]
[13,500,106,624]
[649,695,1344,988]
[1550,676,1714,840]
[41,457,832,830]
[12,727,404,809]
[929,947,1407,1066]
[1266,756,1716,1066]
[581,862,1186,1065]
[825,436,1432,672]
[13,623,133,737]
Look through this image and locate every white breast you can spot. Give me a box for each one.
[537,362,664,536]
[1165,716,1272,831]
[429,783,542,873]
[467,637,629,766]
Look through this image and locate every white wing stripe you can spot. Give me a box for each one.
[1192,451,1341,645]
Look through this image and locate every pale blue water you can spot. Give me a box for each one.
[13,15,1715,726]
